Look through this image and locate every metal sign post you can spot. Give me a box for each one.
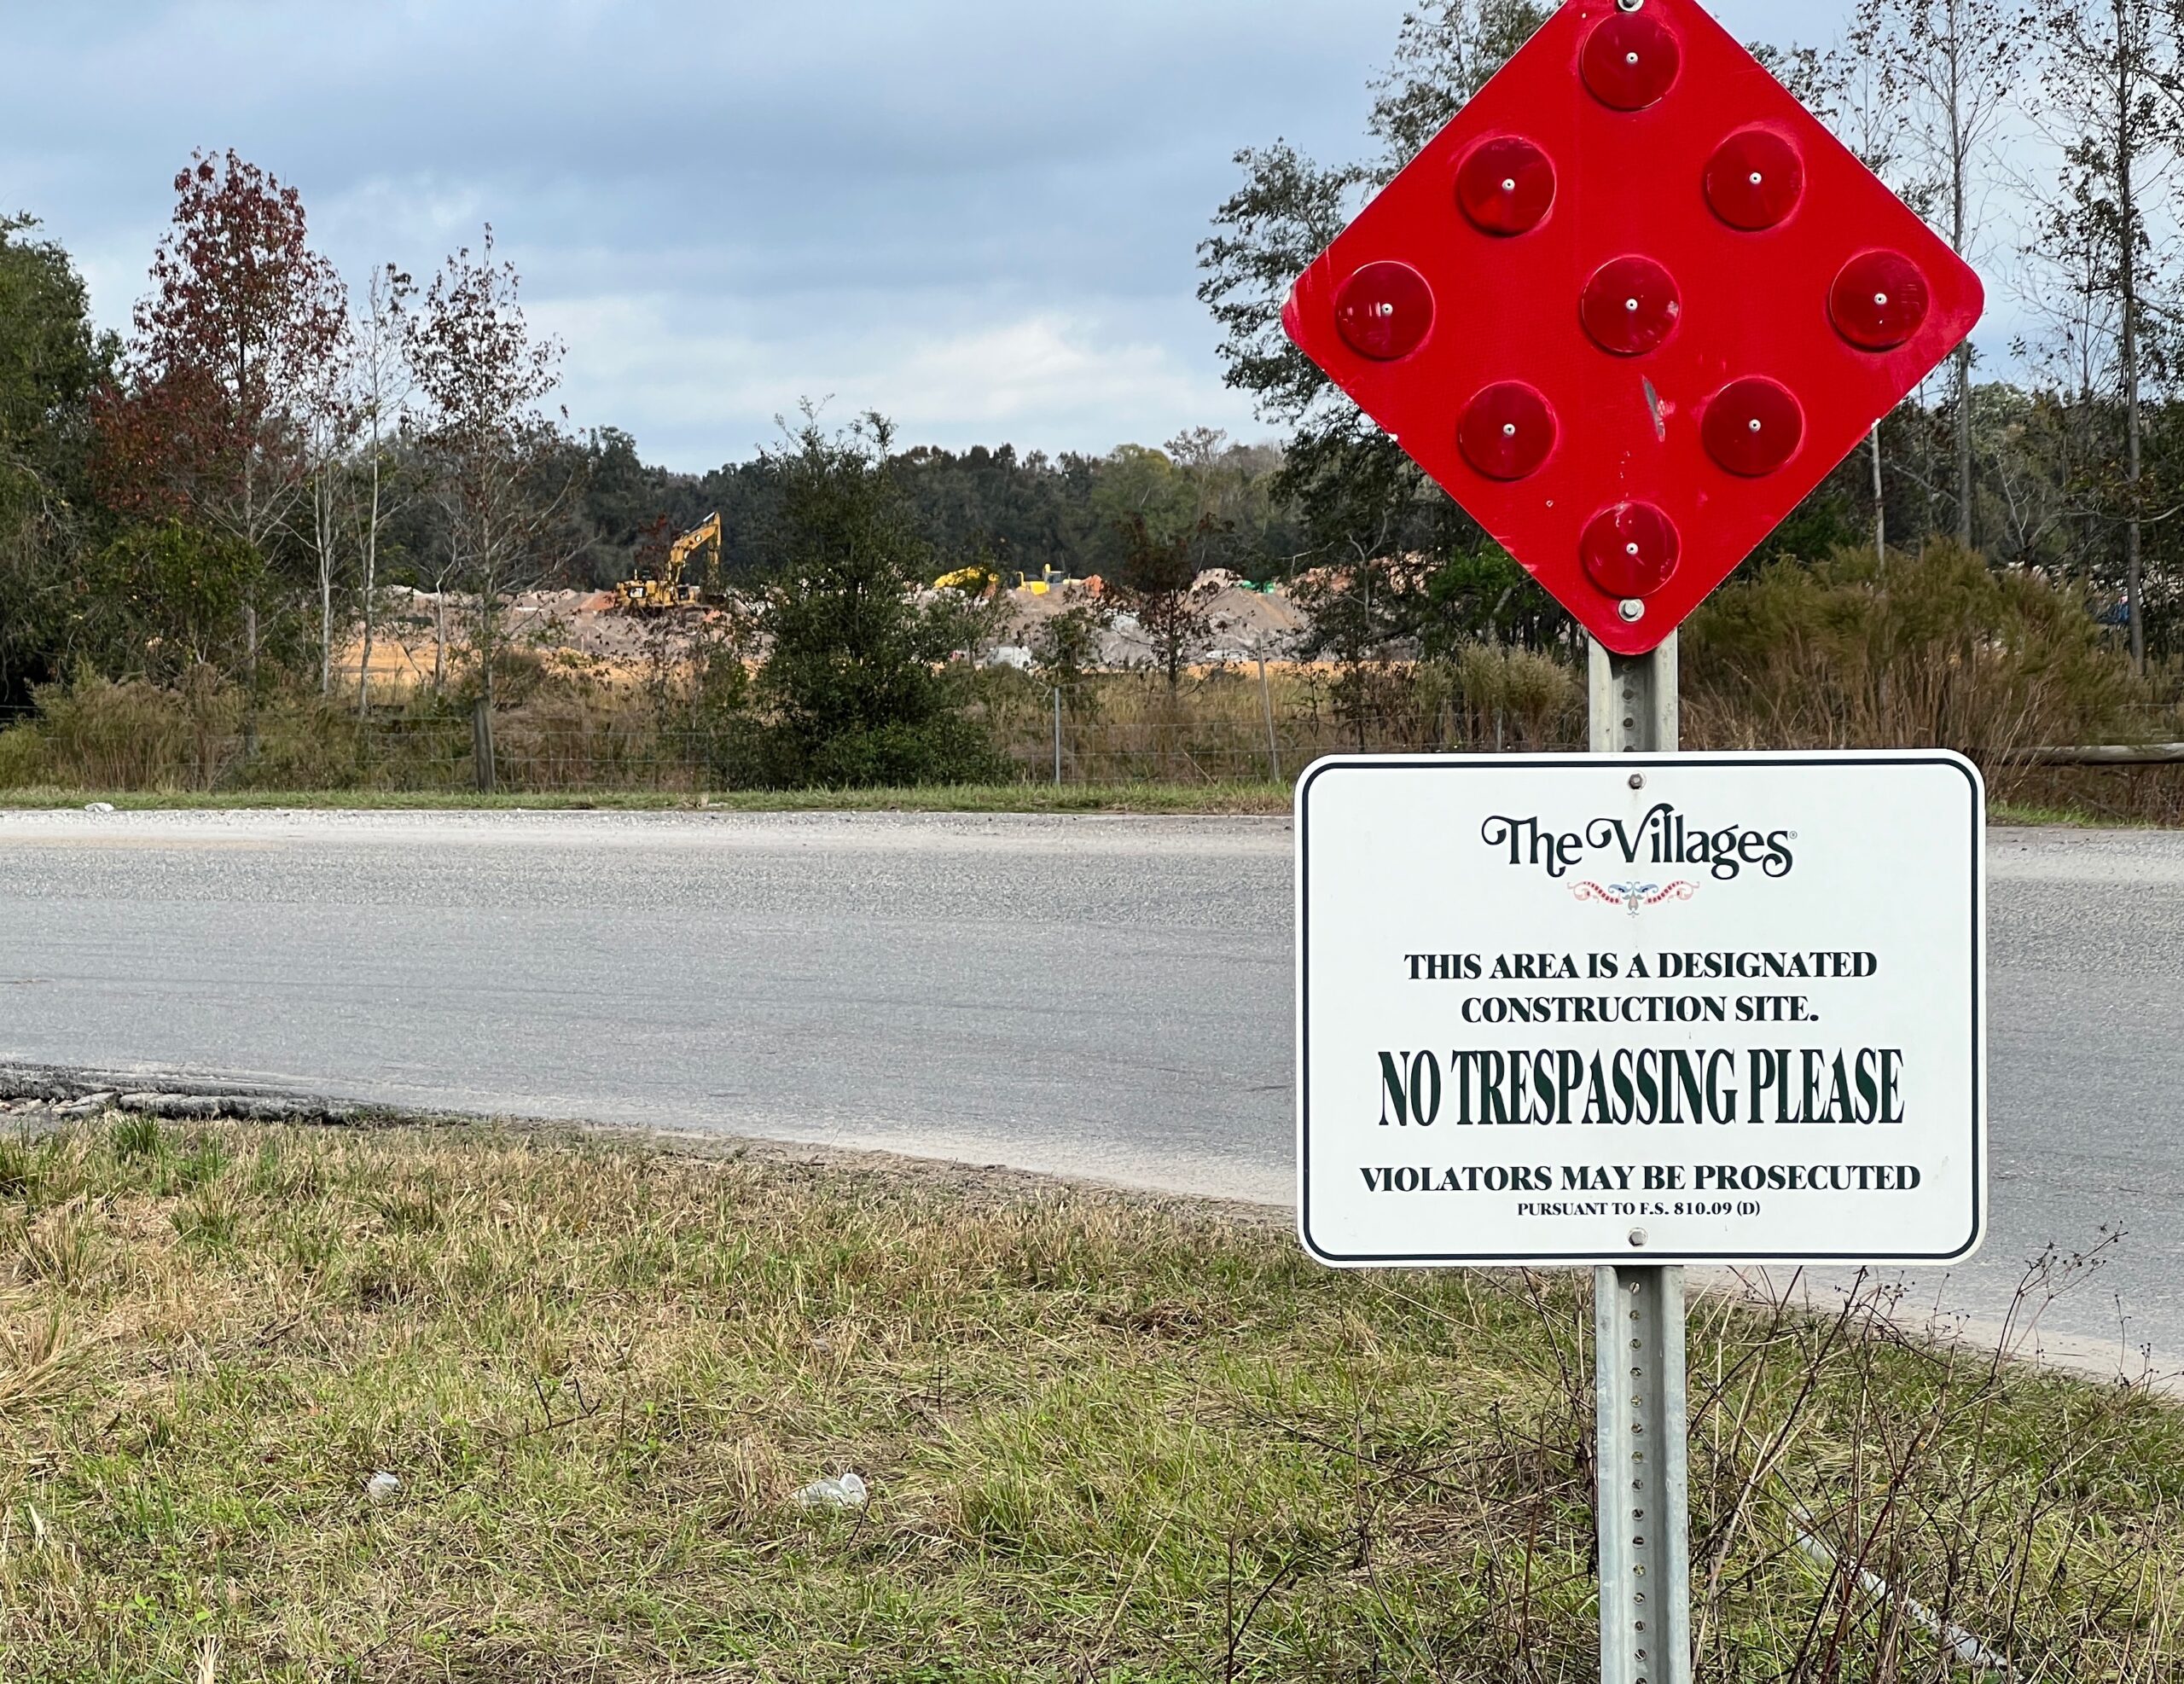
[1276,3,1993,1677]
[1589,634,1690,1684]
[1294,737,1984,1680]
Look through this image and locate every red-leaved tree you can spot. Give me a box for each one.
[95,150,348,617]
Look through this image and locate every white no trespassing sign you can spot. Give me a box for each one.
[1297,753,1986,1268]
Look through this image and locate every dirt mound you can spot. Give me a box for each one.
[346,575,1320,696]
[340,589,737,693]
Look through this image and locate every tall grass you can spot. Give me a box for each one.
[0,669,718,796]
[1682,544,2156,765]
[985,649,1581,783]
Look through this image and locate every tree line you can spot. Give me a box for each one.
[0,156,1304,739]
[0,154,576,731]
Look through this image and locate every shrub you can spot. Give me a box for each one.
[78,522,267,685]
[0,669,236,789]
[1682,543,2145,766]
[748,415,1005,787]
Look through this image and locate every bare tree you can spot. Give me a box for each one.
[407,228,574,788]
[352,264,415,715]
[1801,32,1922,563]
[299,314,357,696]
[1852,0,2026,550]
[2027,0,2181,670]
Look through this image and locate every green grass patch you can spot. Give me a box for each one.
[6,785,2169,827]
[1990,798,2160,828]
[0,1120,2176,1681]
[0,782,1294,816]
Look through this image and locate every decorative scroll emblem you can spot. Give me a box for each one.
[1573,880,1698,918]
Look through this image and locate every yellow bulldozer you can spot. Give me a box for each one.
[932,563,1072,596]
[615,513,722,613]
[1014,565,1070,595]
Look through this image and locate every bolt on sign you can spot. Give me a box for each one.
[1297,754,1986,1267]
[1279,0,1984,654]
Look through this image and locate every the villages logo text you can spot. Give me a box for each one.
[1481,803,1796,882]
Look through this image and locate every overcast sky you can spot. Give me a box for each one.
[7,0,1856,472]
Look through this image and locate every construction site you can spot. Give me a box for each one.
[345,511,1318,699]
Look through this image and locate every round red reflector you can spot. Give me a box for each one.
[1705,129,1804,230]
[1829,251,1930,350]
[1459,383,1557,480]
[1582,503,1682,599]
[1583,13,1682,110]
[1457,136,1555,236]
[1702,378,1805,476]
[1581,257,1682,356]
[1334,261,1434,361]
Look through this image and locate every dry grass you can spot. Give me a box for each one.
[1682,547,2165,764]
[0,1118,2178,1681]
[985,653,1584,785]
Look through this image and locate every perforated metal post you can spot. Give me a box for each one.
[1589,633,1692,1684]
[1588,633,1677,757]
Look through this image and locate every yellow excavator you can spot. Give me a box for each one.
[615,513,722,612]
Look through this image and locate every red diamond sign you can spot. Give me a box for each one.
[1281,0,1984,655]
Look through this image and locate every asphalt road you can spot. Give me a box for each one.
[0,808,2175,1369]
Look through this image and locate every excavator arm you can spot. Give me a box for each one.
[616,513,723,612]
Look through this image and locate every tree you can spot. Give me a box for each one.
[91,151,347,736]
[1087,444,1198,554]
[75,520,266,686]
[1292,550,1421,751]
[300,313,358,697]
[1107,513,1223,694]
[351,264,415,714]
[1031,602,1113,711]
[1787,36,1916,565]
[2026,0,2181,669]
[407,228,575,787]
[96,150,346,555]
[1851,0,2024,552]
[0,217,106,514]
[750,411,1002,787]
[925,542,1012,667]
[0,216,110,704]
[1198,3,1549,618]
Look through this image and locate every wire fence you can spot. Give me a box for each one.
[999,704,1582,787]
[9,709,1580,794]
[3,684,2184,799]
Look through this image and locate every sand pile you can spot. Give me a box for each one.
[345,574,1321,694]
[988,575,1310,666]
[341,589,737,689]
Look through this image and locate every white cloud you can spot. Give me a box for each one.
[2,0,1952,476]
[531,292,1261,467]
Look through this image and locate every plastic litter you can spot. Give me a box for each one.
[365,1472,402,1502]
[1792,1518,2007,1672]
[793,1472,868,1511]
[84,802,116,815]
